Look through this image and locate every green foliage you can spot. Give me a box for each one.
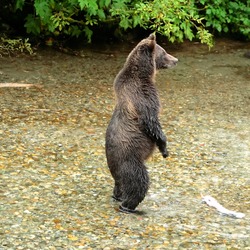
[199,0,250,39]
[12,0,250,46]
[15,0,107,42]
[110,0,213,47]
[14,0,26,11]
[0,37,34,56]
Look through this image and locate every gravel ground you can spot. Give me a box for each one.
[0,39,250,249]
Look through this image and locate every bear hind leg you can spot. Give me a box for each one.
[112,181,123,202]
[119,161,149,213]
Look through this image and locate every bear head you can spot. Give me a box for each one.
[125,34,178,72]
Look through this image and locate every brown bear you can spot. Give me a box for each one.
[105,34,178,213]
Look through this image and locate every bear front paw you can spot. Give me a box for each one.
[162,149,169,158]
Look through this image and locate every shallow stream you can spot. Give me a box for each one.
[0,38,250,249]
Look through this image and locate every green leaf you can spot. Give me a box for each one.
[78,0,88,10]
[119,18,130,29]
[15,0,25,11]
[105,0,111,7]
[84,26,93,43]
[70,25,82,37]
[78,0,98,15]
[206,8,212,15]
[132,15,141,27]
[34,0,52,22]
[88,1,98,15]
[99,0,111,8]
[97,9,106,20]
[24,14,41,35]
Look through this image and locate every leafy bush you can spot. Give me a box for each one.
[0,37,34,56]
[111,0,213,47]
[199,0,250,39]
[14,0,213,46]
[12,0,250,47]
[15,0,108,42]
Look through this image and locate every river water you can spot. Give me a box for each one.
[0,38,249,249]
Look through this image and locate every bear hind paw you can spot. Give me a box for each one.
[119,205,137,214]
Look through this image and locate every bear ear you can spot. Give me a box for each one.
[148,33,156,41]
[148,34,156,51]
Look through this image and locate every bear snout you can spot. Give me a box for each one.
[166,54,178,68]
[173,57,178,64]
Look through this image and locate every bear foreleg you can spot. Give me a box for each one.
[140,115,168,158]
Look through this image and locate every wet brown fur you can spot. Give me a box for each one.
[105,34,178,212]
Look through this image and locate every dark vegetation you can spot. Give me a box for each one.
[0,0,249,51]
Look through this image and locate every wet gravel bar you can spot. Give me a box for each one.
[0,39,250,249]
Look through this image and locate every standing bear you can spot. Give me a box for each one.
[105,34,178,213]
